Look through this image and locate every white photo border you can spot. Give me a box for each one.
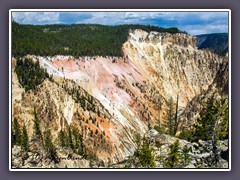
[9,9,231,172]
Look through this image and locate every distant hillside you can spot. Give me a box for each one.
[12,21,185,57]
[196,33,228,56]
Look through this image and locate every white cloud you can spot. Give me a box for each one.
[12,12,60,24]
[179,24,228,35]
[11,11,229,35]
[78,12,125,25]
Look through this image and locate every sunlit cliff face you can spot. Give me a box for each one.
[12,29,227,164]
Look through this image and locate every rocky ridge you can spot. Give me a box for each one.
[118,129,228,168]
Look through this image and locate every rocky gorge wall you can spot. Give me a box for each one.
[123,29,226,107]
[11,29,228,167]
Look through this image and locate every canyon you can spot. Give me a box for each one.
[11,29,229,168]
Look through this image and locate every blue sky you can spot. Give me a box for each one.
[12,11,229,35]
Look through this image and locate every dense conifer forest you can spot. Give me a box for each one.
[12,21,185,57]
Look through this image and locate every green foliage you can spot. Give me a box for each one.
[43,129,57,161]
[177,129,193,142]
[33,107,42,139]
[164,140,182,168]
[153,125,164,134]
[218,100,229,140]
[58,129,66,147]
[21,124,29,151]
[181,145,191,166]
[72,127,83,155]
[166,95,179,136]
[178,97,228,144]
[135,138,155,168]
[15,57,49,92]
[65,126,85,156]
[12,118,22,146]
[134,133,142,149]
[192,97,228,142]
[12,22,186,57]
[12,118,29,152]
[167,97,175,136]
[68,126,74,150]
[219,48,228,56]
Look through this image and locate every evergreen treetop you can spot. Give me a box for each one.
[12,23,186,57]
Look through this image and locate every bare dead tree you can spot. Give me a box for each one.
[174,93,179,135]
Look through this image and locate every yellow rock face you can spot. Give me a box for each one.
[11,29,227,165]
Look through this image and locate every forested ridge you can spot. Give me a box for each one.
[196,33,228,56]
[12,21,185,57]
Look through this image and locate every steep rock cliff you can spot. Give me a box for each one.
[12,29,228,167]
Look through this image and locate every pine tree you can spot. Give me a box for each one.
[154,101,164,134]
[167,97,174,136]
[181,145,191,166]
[97,109,100,117]
[15,57,48,92]
[13,23,185,57]
[78,133,84,156]
[12,118,21,146]
[33,107,42,139]
[58,129,65,147]
[72,127,80,153]
[193,97,228,142]
[164,140,182,168]
[218,98,229,140]
[44,129,56,161]
[68,126,74,150]
[138,138,155,168]
[174,93,179,135]
[21,123,29,151]
[177,129,193,142]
